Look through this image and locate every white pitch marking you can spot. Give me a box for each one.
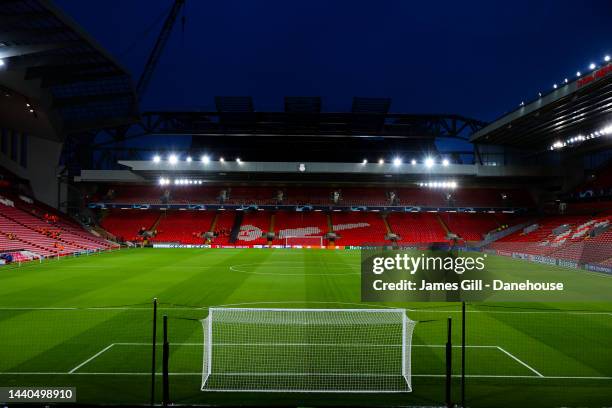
[1,305,611,315]
[405,309,612,316]
[68,343,116,374]
[0,372,610,380]
[496,346,544,377]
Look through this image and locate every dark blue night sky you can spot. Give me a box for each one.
[56,0,612,122]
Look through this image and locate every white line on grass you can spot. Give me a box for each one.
[64,343,543,378]
[115,342,200,346]
[1,305,611,316]
[0,372,610,380]
[495,346,544,377]
[405,309,612,316]
[0,307,204,311]
[68,343,115,374]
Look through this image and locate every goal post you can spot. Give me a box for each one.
[284,235,324,247]
[201,308,416,393]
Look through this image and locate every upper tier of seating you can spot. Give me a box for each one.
[92,185,534,208]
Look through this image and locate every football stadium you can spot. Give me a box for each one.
[0,1,611,407]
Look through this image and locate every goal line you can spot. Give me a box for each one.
[3,343,609,380]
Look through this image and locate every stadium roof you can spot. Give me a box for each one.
[470,62,612,150]
[0,0,139,134]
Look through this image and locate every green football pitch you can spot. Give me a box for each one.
[0,248,611,407]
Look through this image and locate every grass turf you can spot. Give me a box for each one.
[0,248,611,407]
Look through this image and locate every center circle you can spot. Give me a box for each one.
[228,261,360,276]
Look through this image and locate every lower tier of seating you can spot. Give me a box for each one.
[0,202,116,258]
[100,210,160,243]
[387,213,448,243]
[95,209,612,266]
[331,212,388,246]
[490,214,612,265]
[152,211,216,244]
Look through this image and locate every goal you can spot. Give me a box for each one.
[201,308,415,393]
[284,235,324,247]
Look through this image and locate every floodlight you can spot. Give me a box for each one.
[236,157,241,163]
[219,157,225,162]
[153,155,161,163]
[201,155,210,164]
[378,158,384,165]
[424,157,434,168]
[392,157,401,166]
[362,159,368,165]
[553,84,558,89]
[186,156,192,162]
[442,158,449,167]
[576,71,581,77]
[589,63,596,70]
[564,78,568,83]
[0,59,5,67]
[605,55,611,62]
[168,154,178,165]
[411,159,417,165]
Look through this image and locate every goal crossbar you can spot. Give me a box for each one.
[201,307,415,393]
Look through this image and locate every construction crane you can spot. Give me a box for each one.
[135,0,186,102]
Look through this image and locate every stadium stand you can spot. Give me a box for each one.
[273,211,329,244]
[227,187,277,205]
[237,211,271,244]
[439,212,501,241]
[0,202,114,256]
[331,188,388,206]
[210,211,236,245]
[152,211,216,244]
[490,213,612,264]
[100,210,160,243]
[387,212,447,243]
[331,212,388,246]
[89,185,534,208]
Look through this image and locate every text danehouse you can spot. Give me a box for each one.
[360,249,604,302]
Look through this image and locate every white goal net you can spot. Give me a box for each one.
[284,235,324,247]
[201,307,415,393]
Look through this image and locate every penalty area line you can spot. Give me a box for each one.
[496,346,544,377]
[68,343,115,374]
